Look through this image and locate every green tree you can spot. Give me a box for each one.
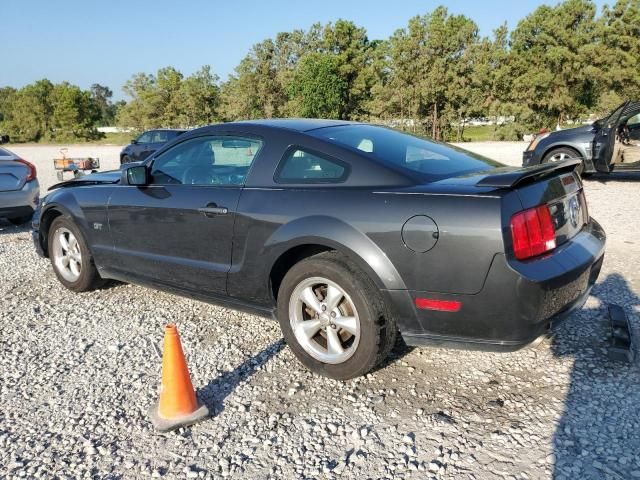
[3,79,53,142]
[90,83,116,126]
[50,82,100,141]
[172,66,220,127]
[600,0,640,99]
[288,53,347,118]
[509,0,600,129]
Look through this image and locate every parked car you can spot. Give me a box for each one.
[523,101,640,174]
[120,129,186,164]
[0,134,9,144]
[33,120,605,379]
[0,147,39,225]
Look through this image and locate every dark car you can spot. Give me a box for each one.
[33,120,605,379]
[523,101,640,174]
[120,129,186,164]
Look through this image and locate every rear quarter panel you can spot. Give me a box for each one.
[229,187,506,304]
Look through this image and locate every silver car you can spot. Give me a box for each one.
[0,147,40,225]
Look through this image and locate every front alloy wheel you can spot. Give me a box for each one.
[48,216,104,292]
[52,227,82,282]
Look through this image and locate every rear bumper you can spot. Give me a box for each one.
[389,218,606,351]
[0,180,40,219]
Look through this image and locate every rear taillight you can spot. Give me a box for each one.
[16,159,37,182]
[510,204,556,260]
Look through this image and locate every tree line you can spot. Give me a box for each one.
[1,0,638,143]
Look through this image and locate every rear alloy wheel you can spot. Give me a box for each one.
[49,216,104,292]
[289,277,361,365]
[277,252,396,380]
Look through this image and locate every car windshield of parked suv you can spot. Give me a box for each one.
[310,124,502,181]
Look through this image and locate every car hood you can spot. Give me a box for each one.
[546,124,595,139]
[48,170,121,191]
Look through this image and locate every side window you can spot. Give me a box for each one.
[150,136,263,186]
[136,132,153,144]
[627,113,640,127]
[151,130,170,143]
[276,148,348,183]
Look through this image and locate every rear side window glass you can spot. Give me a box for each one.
[310,124,501,181]
[0,148,10,157]
[276,148,348,183]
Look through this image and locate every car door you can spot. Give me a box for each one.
[131,131,153,161]
[592,102,628,172]
[107,134,264,295]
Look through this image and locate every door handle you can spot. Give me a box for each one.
[198,206,228,215]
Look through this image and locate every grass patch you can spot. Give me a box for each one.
[461,125,497,142]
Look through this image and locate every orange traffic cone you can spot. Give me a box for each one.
[149,324,209,431]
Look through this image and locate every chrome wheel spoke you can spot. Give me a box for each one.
[333,316,358,335]
[69,259,81,277]
[324,285,343,311]
[59,234,69,251]
[296,319,322,340]
[301,287,323,315]
[325,327,345,356]
[61,255,70,267]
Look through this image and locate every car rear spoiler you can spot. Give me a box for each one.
[476,159,581,188]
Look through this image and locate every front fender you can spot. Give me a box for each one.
[263,215,407,291]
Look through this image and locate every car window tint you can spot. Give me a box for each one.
[150,136,263,186]
[627,113,640,126]
[310,124,502,181]
[276,149,347,183]
[151,131,170,143]
[137,132,153,144]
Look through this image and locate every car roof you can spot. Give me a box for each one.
[230,118,359,132]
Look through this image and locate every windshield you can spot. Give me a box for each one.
[309,124,503,181]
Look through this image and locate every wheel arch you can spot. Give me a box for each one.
[541,144,584,163]
[265,215,407,302]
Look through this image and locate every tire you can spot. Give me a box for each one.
[277,252,397,380]
[120,155,131,165]
[48,216,104,292]
[8,214,32,226]
[542,147,588,175]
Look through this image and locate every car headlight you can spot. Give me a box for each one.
[527,132,550,151]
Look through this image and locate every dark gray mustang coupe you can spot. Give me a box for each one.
[33,120,606,379]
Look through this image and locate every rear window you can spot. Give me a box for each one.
[309,124,502,181]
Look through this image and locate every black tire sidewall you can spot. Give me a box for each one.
[121,155,130,165]
[277,255,383,380]
[48,216,99,292]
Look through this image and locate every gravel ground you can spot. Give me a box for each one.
[1,143,639,480]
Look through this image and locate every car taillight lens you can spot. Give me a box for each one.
[16,159,37,182]
[510,204,556,260]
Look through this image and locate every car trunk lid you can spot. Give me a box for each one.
[0,160,28,192]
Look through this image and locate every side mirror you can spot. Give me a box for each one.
[131,139,138,145]
[122,165,148,186]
